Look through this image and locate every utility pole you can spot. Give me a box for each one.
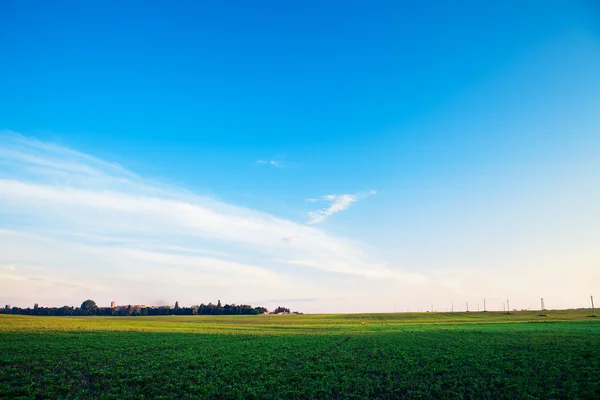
[483,298,486,312]
[592,295,596,316]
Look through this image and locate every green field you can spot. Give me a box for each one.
[1,311,599,399]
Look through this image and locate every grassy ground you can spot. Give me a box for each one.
[1,311,599,399]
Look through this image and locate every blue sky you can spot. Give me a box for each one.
[1,1,599,312]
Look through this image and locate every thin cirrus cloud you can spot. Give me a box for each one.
[1,132,598,312]
[0,131,425,310]
[255,159,284,168]
[307,190,376,224]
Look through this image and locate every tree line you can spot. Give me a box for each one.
[0,299,301,317]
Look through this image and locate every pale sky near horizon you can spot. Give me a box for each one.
[1,1,599,312]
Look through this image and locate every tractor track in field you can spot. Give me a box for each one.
[308,336,351,365]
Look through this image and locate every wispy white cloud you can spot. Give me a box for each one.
[255,158,285,168]
[0,132,421,309]
[307,190,376,224]
[4,131,594,312]
[2,264,16,272]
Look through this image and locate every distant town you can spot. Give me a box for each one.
[1,300,300,316]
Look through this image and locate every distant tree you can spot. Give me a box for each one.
[56,306,70,316]
[4,299,278,317]
[80,300,98,315]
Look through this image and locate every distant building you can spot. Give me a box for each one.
[111,301,116,308]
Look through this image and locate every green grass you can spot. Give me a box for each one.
[1,311,599,399]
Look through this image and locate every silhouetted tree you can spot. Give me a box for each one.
[5,299,282,317]
[80,300,98,315]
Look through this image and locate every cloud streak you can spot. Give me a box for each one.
[255,159,285,168]
[307,190,376,224]
[3,131,595,312]
[0,132,418,309]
